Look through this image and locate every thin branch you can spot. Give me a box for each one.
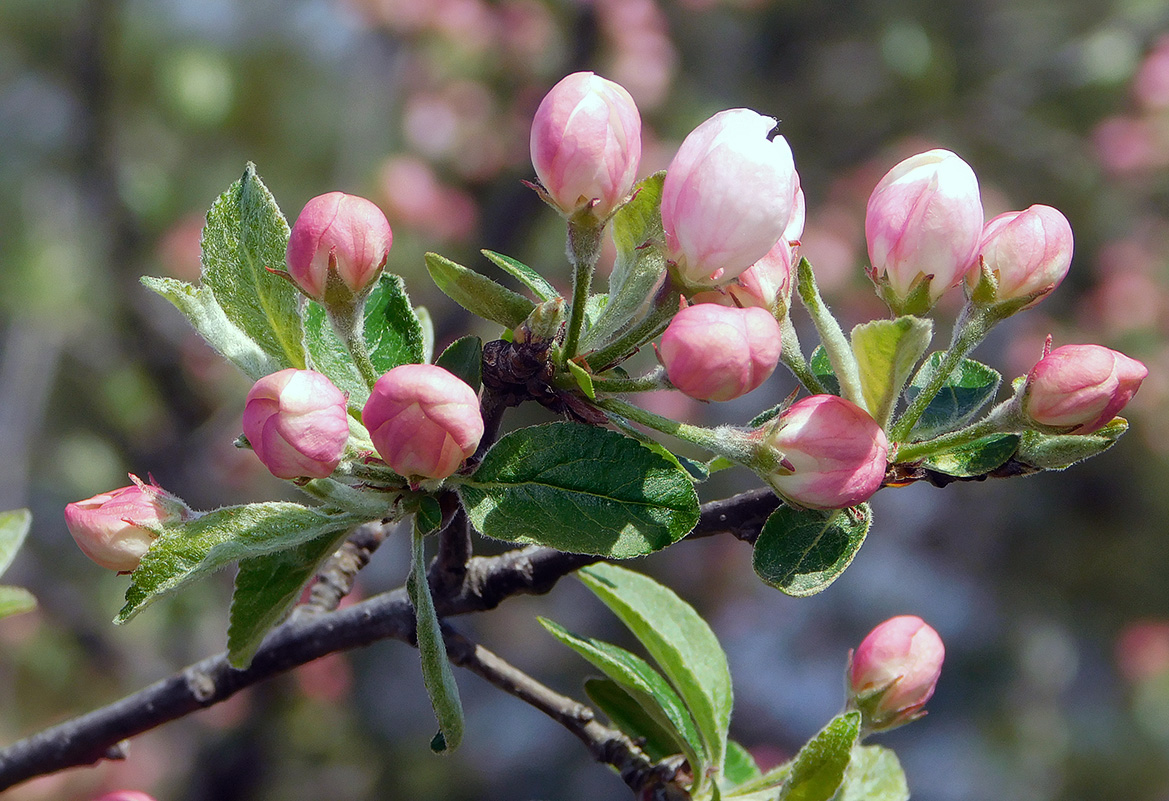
[304,520,392,614]
[428,507,472,598]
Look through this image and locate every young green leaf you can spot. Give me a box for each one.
[567,360,596,400]
[578,563,733,778]
[303,273,426,409]
[540,617,707,771]
[752,505,871,597]
[408,524,464,754]
[837,745,909,801]
[723,740,763,787]
[903,352,1001,441]
[435,336,483,392]
[1015,419,1127,470]
[924,433,1020,477]
[459,423,699,558]
[226,526,350,668]
[778,712,862,801]
[201,163,305,370]
[117,502,362,623]
[0,508,31,578]
[809,347,841,397]
[0,585,36,619]
[425,252,535,329]
[850,317,933,427]
[480,250,559,302]
[585,677,683,763]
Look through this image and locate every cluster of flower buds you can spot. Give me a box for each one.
[286,191,393,305]
[65,476,193,572]
[658,302,782,402]
[848,615,945,733]
[1022,342,1148,433]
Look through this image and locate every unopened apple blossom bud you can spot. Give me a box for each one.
[968,205,1073,308]
[1022,343,1147,433]
[659,303,782,402]
[692,237,795,313]
[865,149,983,313]
[530,72,642,221]
[662,109,798,287]
[93,793,159,801]
[286,192,393,302]
[242,369,350,480]
[755,395,888,509]
[363,364,484,480]
[849,615,944,732]
[65,476,192,572]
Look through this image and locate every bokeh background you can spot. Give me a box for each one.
[2,0,1169,799]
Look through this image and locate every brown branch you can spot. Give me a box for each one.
[304,521,392,614]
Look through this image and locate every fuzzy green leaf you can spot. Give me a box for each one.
[837,745,909,801]
[809,347,841,397]
[460,423,699,558]
[850,317,932,426]
[480,250,559,302]
[1015,419,1128,470]
[0,508,31,578]
[578,563,732,777]
[924,433,1020,477]
[723,741,763,788]
[779,712,862,801]
[435,336,483,392]
[425,252,535,329]
[752,505,871,597]
[904,352,1001,441]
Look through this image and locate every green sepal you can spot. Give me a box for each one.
[425,252,535,329]
[902,352,1001,441]
[1015,418,1128,470]
[567,360,596,400]
[752,505,871,597]
[850,316,933,427]
[435,336,483,393]
[480,250,559,302]
[923,433,1020,477]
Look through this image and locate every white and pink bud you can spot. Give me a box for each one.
[362,364,484,481]
[662,109,798,287]
[1022,343,1147,433]
[92,793,160,801]
[529,71,642,221]
[286,192,393,302]
[64,476,192,572]
[659,303,782,402]
[242,369,351,480]
[968,205,1073,308]
[865,149,984,313]
[849,615,944,732]
[755,395,888,509]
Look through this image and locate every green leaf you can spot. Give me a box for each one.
[723,740,763,787]
[585,677,683,763]
[303,273,426,409]
[142,276,285,380]
[779,712,862,801]
[415,306,436,363]
[425,252,535,329]
[904,352,1001,441]
[809,347,841,396]
[578,563,732,777]
[227,527,350,668]
[435,336,483,392]
[541,618,706,770]
[837,745,909,801]
[118,503,359,623]
[1015,418,1128,470]
[0,586,36,619]
[850,317,932,426]
[460,422,699,558]
[201,163,305,370]
[752,505,871,597]
[567,360,596,400]
[924,433,1020,477]
[0,508,32,578]
[408,525,464,753]
[480,250,559,302]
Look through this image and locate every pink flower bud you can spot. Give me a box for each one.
[757,395,888,509]
[659,303,782,402]
[93,793,159,801]
[865,149,984,311]
[286,192,393,301]
[849,615,944,731]
[362,364,484,480]
[242,369,350,480]
[529,72,642,220]
[65,476,192,572]
[969,205,1073,307]
[662,109,798,286]
[1023,343,1147,433]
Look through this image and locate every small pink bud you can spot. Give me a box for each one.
[65,476,192,572]
[1023,343,1147,433]
[242,369,350,480]
[529,72,642,220]
[286,192,393,301]
[865,149,984,311]
[662,109,798,287]
[659,303,782,402]
[93,793,159,801]
[756,395,888,509]
[692,237,795,312]
[849,615,944,731]
[363,364,485,480]
[970,205,1073,307]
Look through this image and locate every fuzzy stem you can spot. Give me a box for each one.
[795,258,865,408]
[778,314,826,395]
[327,301,379,390]
[894,396,1025,463]
[595,396,743,462]
[562,220,605,360]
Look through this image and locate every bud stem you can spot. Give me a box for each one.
[557,367,668,394]
[327,301,380,390]
[778,314,827,395]
[893,396,1024,463]
[583,285,683,372]
[796,258,865,410]
[561,219,605,360]
[594,396,747,463]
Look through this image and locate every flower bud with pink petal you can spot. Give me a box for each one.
[865,149,983,314]
[754,395,888,509]
[968,204,1073,309]
[93,793,159,801]
[242,369,350,480]
[530,72,642,221]
[662,109,798,287]
[363,364,484,481]
[65,476,192,572]
[659,303,782,402]
[849,615,944,732]
[1022,343,1147,433]
[286,192,393,302]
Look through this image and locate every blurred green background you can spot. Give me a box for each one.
[2,0,1169,799]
